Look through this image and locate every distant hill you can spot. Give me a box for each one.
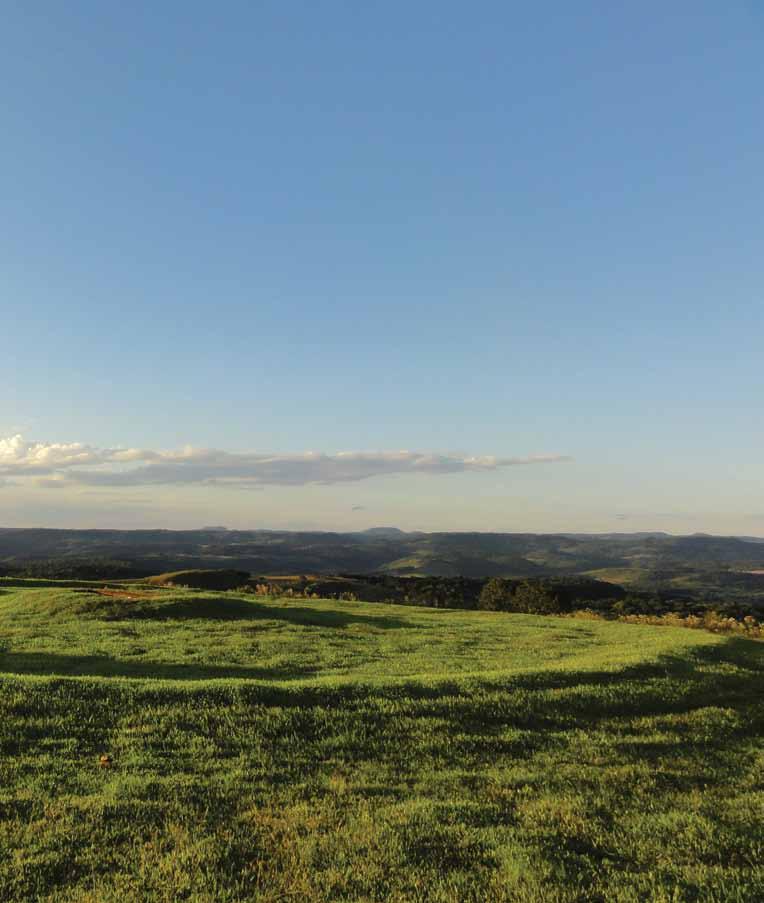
[359,527,410,538]
[2,527,764,581]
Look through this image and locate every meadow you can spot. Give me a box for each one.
[0,580,762,901]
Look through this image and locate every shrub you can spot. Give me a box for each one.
[478,577,512,611]
[507,580,562,614]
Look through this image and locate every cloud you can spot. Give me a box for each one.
[0,434,154,475]
[0,435,571,490]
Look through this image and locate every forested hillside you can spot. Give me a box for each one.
[3,527,764,580]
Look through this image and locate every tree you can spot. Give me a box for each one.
[507,580,561,614]
[478,577,512,611]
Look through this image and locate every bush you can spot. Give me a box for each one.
[478,577,513,611]
[506,580,562,614]
[478,578,563,614]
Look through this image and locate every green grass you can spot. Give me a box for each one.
[582,567,648,586]
[0,580,762,902]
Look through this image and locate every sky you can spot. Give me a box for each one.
[2,1,763,534]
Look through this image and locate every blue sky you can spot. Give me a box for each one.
[2,2,763,533]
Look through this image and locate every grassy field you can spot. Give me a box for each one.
[582,567,647,586]
[0,581,762,902]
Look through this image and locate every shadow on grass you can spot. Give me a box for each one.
[247,637,764,796]
[1,636,762,800]
[0,651,317,681]
[73,593,413,629]
[403,636,764,782]
[1,634,762,901]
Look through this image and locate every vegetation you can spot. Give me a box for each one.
[1,579,762,901]
[479,579,563,614]
[3,526,764,584]
[147,569,250,591]
[4,527,764,622]
[0,557,151,580]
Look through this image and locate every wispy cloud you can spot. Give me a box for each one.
[0,435,571,490]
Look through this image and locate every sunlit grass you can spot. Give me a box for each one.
[0,580,762,901]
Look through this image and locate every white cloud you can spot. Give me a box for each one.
[0,434,149,473]
[0,435,571,489]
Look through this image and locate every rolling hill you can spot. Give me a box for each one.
[3,527,764,580]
